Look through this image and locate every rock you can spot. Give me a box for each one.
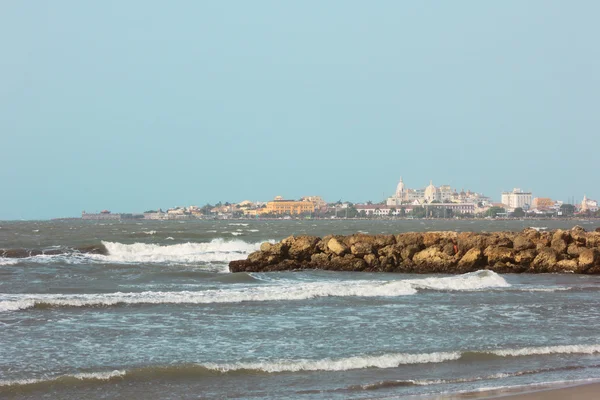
[550,230,569,254]
[457,232,488,253]
[288,236,320,261]
[578,248,599,271]
[327,238,348,256]
[586,233,600,247]
[330,254,367,271]
[229,230,600,274]
[379,256,398,272]
[457,248,484,271]
[531,248,558,272]
[513,235,535,252]
[395,233,424,248]
[484,246,515,265]
[378,244,399,258]
[309,252,331,268]
[442,243,456,256]
[344,234,395,249]
[515,249,537,265]
[351,242,374,257]
[401,245,421,261]
[412,247,455,272]
[260,242,273,252]
[567,243,585,257]
[556,259,580,273]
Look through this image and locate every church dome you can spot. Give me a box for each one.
[395,177,405,197]
[424,180,439,202]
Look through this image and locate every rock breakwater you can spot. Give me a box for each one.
[229,227,600,274]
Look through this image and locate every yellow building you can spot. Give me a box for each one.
[532,197,554,210]
[261,197,315,215]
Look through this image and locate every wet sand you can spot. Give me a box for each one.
[488,382,600,399]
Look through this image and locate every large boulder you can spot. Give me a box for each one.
[457,248,484,271]
[457,232,488,253]
[327,238,349,256]
[401,245,421,262]
[350,242,374,257]
[556,259,580,273]
[395,233,424,248]
[586,233,600,248]
[484,246,515,265]
[288,236,320,261]
[567,243,585,257]
[515,249,538,265]
[513,235,535,252]
[329,254,367,271]
[412,247,455,272]
[531,248,558,272]
[578,248,599,271]
[550,230,569,255]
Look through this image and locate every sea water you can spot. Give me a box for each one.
[1,219,599,399]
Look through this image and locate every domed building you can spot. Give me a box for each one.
[395,177,405,199]
[387,177,407,206]
[424,180,440,203]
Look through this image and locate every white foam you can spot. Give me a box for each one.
[408,270,511,291]
[0,271,513,311]
[0,280,417,311]
[0,370,126,387]
[0,258,19,266]
[229,223,249,226]
[231,232,243,236]
[142,230,157,235]
[94,239,262,264]
[490,344,600,357]
[203,351,461,373]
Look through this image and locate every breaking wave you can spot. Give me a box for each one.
[0,239,264,266]
[408,270,510,291]
[0,370,126,389]
[0,270,511,312]
[95,239,260,264]
[2,347,599,390]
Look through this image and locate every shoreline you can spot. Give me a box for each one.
[483,381,600,399]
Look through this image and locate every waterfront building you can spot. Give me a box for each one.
[501,188,532,209]
[356,203,474,216]
[387,178,488,206]
[581,195,599,212]
[301,196,327,210]
[260,196,315,215]
[532,198,554,210]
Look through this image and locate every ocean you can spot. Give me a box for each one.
[1,219,599,399]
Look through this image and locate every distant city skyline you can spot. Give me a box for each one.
[2,1,599,220]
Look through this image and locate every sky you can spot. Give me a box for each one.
[1,1,599,220]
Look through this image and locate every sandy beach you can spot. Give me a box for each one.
[487,382,600,399]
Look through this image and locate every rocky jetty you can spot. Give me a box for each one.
[229,227,600,274]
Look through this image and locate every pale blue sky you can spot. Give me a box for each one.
[1,1,599,219]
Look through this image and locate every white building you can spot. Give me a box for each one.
[501,188,532,209]
[581,195,599,212]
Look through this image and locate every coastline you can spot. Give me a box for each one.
[485,381,600,399]
[419,381,600,399]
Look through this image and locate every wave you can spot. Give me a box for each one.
[408,270,510,291]
[0,270,510,312]
[95,239,260,264]
[3,349,600,391]
[0,239,264,266]
[344,364,600,392]
[0,370,126,389]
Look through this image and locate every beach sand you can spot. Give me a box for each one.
[486,382,600,399]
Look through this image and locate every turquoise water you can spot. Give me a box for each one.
[1,219,599,399]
